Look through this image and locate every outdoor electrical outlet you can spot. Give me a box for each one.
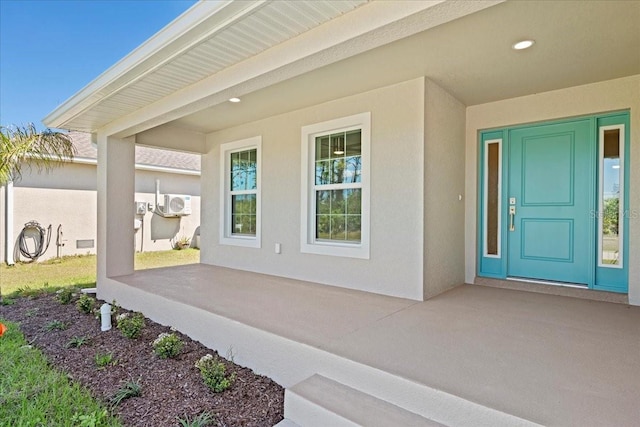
[135,202,147,215]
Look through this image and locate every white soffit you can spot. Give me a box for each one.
[43,0,368,132]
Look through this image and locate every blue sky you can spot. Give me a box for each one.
[0,0,197,129]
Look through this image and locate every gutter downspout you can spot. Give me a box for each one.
[4,181,14,265]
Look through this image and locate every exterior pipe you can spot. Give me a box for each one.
[4,181,14,265]
[100,303,112,331]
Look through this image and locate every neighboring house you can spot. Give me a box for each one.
[0,132,201,263]
[39,1,640,425]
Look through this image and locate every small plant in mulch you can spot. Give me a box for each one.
[76,294,95,314]
[177,411,215,427]
[15,285,41,298]
[94,352,117,369]
[45,320,67,331]
[56,288,74,304]
[25,308,39,317]
[116,312,145,339]
[152,332,183,359]
[195,354,236,393]
[71,409,110,427]
[110,379,142,407]
[66,336,90,348]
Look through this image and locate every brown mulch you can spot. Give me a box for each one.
[0,292,284,426]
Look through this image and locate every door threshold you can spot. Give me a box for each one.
[475,277,628,304]
[506,277,588,289]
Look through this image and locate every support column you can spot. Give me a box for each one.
[97,134,135,287]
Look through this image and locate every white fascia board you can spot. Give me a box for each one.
[43,0,266,129]
[99,0,503,138]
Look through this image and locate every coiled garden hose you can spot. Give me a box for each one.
[18,221,52,260]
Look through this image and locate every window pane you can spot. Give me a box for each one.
[346,216,362,241]
[316,136,330,161]
[330,215,346,240]
[231,149,257,191]
[345,130,361,157]
[315,160,331,185]
[315,131,362,185]
[316,190,331,214]
[486,142,500,256]
[231,194,256,236]
[601,129,621,266]
[316,214,330,239]
[344,156,362,183]
[345,189,361,214]
[330,134,345,159]
[315,189,361,243]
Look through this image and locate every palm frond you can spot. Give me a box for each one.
[0,123,75,185]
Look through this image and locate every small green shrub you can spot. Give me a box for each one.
[110,379,141,407]
[56,288,74,304]
[195,354,236,393]
[152,332,183,359]
[0,298,15,306]
[94,352,116,369]
[76,294,95,314]
[66,336,90,348]
[45,320,67,331]
[116,312,145,339]
[177,412,215,427]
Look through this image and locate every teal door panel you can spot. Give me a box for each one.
[507,120,593,284]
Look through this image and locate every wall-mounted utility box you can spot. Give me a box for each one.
[135,202,147,215]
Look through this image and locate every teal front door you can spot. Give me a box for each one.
[507,120,594,285]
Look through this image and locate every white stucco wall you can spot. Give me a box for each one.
[202,78,426,300]
[465,75,640,304]
[0,161,201,263]
[423,79,466,298]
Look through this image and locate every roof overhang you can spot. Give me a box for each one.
[43,0,503,137]
[44,0,640,141]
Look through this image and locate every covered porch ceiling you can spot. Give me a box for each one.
[44,0,640,143]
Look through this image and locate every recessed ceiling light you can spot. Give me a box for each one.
[229,97,241,103]
[512,40,535,50]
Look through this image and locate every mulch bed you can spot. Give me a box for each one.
[0,292,284,426]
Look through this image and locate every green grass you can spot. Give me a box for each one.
[0,321,121,426]
[0,249,199,297]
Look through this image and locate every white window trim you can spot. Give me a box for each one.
[219,136,261,248]
[300,112,371,259]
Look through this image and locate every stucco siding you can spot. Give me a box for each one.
[423,79,466,298]
[1,162,201,263]
[202,78,425,300]
[465,75,640,304]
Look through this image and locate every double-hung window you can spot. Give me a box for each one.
[220,136,261,248]
[301,113,370,259]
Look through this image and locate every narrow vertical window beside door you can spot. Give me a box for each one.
[484,139,501,257]
[598,126,624,268]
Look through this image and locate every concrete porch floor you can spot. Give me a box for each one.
[109,264,640,426]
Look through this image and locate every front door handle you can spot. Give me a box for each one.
[509,206,516,231]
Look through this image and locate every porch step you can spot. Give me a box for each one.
[285,374,444,427]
